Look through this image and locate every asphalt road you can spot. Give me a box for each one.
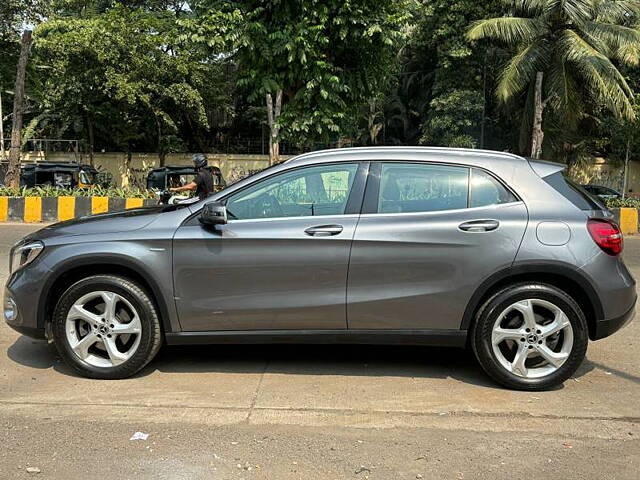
[0,223,638,479]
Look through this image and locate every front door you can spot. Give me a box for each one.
[174,162,366,331]
[347,162,528,330]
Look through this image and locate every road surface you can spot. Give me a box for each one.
[0,223,638,479]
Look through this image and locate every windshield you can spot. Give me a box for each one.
[79,170,96,185]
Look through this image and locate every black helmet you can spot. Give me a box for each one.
[192,153,208,169]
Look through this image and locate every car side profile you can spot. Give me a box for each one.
[4,147,636,390]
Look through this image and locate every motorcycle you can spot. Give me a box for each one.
[157,190,195,205]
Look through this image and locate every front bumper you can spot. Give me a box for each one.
[4,253,52,340]
[4,288,46,339]
[592,299,636,340]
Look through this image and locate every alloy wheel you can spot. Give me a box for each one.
[65,290,142,368]
[491,298,573,379]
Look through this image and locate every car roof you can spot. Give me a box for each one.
[21,162,95,172]
[285,146,526,167]
[149,165,222,173]
[149,166,196,173]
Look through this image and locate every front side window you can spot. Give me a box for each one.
[377,163,469,213]
[470,168,517,207]
[226,163,358,220]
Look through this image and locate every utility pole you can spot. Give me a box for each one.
[623,138,630,199]
[0,86,4,160]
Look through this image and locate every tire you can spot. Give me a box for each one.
[52,275,162,379]
[471,282,588,391]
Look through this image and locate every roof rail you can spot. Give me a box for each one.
[285,146,524,163]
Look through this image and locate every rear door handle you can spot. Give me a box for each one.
[459,220,499,232]
[304,224,344,236]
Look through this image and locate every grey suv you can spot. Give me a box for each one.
[4,147,636,390]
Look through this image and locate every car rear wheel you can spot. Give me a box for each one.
[471,283,588,390]
[52,275,162,379]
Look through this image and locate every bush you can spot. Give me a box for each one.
[605,197,640,209]
[0,186,156,198]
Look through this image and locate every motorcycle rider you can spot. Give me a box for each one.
[169,153,214,201]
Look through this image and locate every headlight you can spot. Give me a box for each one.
[10,241,44,274]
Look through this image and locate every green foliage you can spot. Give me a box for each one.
[411,1,505,148]
[467,0,639,127]
[605,196,640,209]
[187,0,411,144]
[31,2,224,154]
[2,0,640,173]
[420,90,484,148]
[0,1,49,39]
[0,185,156,198]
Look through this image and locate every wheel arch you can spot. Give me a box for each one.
[39,255,174,334]
[461,262,604,340]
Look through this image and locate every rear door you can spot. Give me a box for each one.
[347,161,528,330]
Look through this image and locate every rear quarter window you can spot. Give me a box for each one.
[544,173,604,210]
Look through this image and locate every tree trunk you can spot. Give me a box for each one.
[0,88,5,160]
[122,147,132,187]
[4,30,32,188]
[266,90,282,165]
[86,110,95,167]
[480,51,488,149]
[530,71,544,159]
[156,116,166,167]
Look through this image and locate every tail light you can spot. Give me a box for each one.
[587,219,623,256]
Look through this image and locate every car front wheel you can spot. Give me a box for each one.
[472,283,589,390]
[52,275,162,379]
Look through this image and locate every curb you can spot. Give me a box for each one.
[0,196,157,223]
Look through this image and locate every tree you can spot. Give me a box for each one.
[420,90,484,148]
[467,0,640,158]
[34,4,211,165]
[385,1,505,149]
[4,30,33,188]
[596,95,640,195]
[0,1,48,40]
[188,0,409,164]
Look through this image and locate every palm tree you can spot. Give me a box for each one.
[467,0,640,158]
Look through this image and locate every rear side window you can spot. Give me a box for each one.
[470,168,517,207]
[377,163,468,213]
[544,172,604,210]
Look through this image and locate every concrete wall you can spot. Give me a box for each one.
[568,157,640,195]
[8,151,640,193]
[12,152,292,187]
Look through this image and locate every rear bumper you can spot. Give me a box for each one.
[592,299,635,340]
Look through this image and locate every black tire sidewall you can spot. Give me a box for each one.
[52,275,161,379]
[473,283,588,390]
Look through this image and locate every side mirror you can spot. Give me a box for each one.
[199,201,227,226]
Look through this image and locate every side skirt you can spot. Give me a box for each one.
[165,329,468,347]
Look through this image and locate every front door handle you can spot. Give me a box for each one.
[459,220,499,232]
[304,224,344,236]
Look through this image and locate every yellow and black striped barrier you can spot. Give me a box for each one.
[609,207,639,235]
[0,196,157,223]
